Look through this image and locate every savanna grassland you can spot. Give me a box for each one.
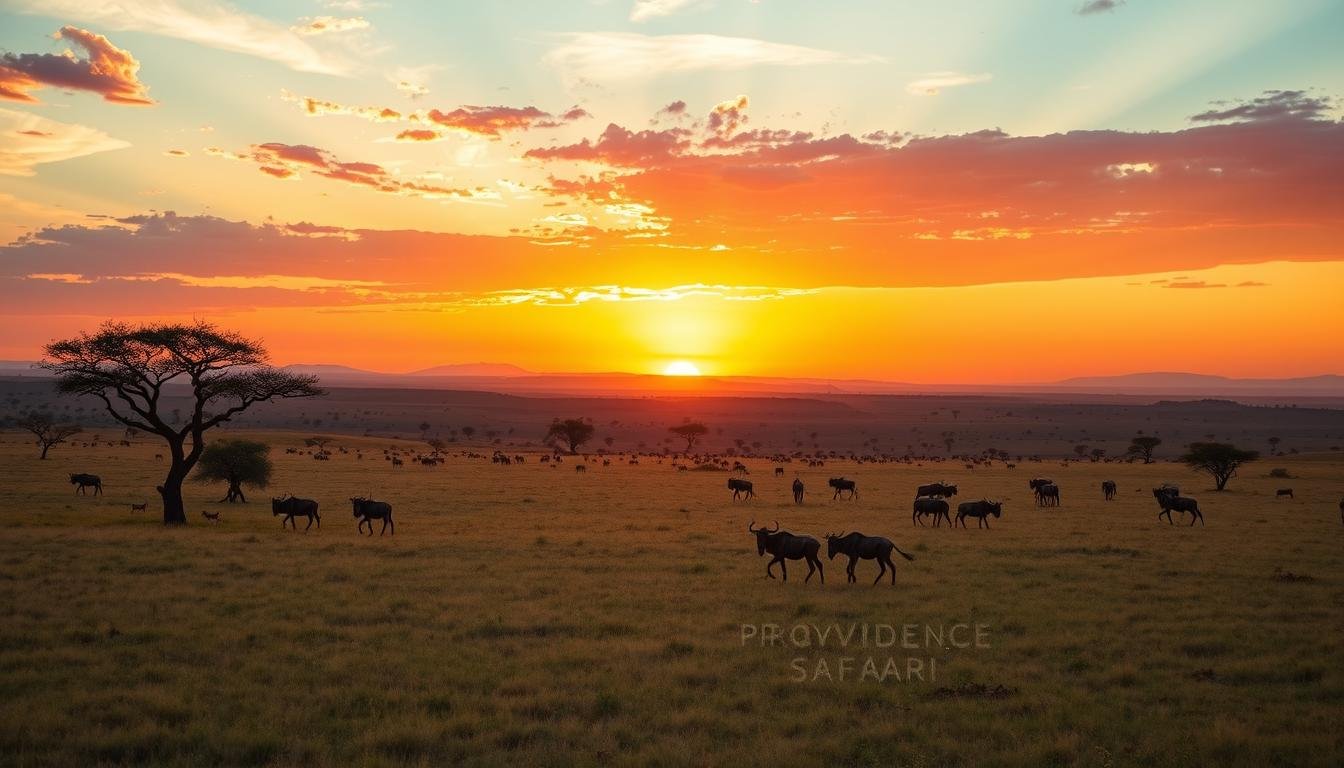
[1,430,1342,767]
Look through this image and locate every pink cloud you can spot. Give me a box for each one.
[0,26,152,105]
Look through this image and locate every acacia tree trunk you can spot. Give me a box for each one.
[158,473,188,524]
[39,442,51,459]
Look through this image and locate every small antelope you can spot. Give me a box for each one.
[1275,488,1293,500]
[201,510,221,523]
[130,502,147,512]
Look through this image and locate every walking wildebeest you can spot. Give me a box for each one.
[828,477,858,500]
[272,495,321,531]
[350,497,394,535]
[1028,478,1054,492]
[1275,488,1293,500]
[913,497,951,527]
[1102,480,1117,501]
[792,477,804,504]
[825,532,915,585]
[956,500,1003,528]
[915,482,957,499]
[728,477,754,500]
[749,520,823,584]
[69,473,102,496]
[1153,488,1202,526]
[1035,483,1060,507]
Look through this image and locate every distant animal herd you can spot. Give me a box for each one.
[61,445,1344,558]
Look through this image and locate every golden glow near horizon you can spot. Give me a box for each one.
[663,360,702,377]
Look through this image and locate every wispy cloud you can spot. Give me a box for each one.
[544,32,880,84]
[1190,90,1333,123]
[0,108,130,176]
[630,0,708,23]
[7,0,346,74]
[905,71,992,96]
[291,16,369,36]
[1077,0,1124,15]
[469,283,817,307]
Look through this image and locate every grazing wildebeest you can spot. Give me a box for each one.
[1035,483,1060,507]
[792,477,804,504]
[775,467,785,477]
[728,477,754,500]
[201,510,220,523]
[1153,488,1202,526]
[915,482,957,499]
[913,497,951,527]
[1275,488,1293,500]
[828,477,858,500]
[1102,480,1117,501]
[575,464,586,473]
[391,457,404,468]
[69,473,102,496]
[825,531,914,585]
[350,497,394,535]
[749,520,823,584]
[1028,478,1054,492]
[271,495,321,531]
[732,462,749,475]
[956,500,1003,528]
[130,501,147,512]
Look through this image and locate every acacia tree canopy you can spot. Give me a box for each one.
[41,321,323,524]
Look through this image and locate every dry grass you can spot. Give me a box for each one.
[1,429,1342,767]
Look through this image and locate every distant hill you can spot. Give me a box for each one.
[409,363,531,377]
[1050,372,1344,394]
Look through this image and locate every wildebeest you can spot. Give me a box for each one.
[915,482,957,499]
[1102,480,1117,501]
[749,520,823,584]
[775,467,785,477]
[728,477,754,500]
[1153,488,1202,526]
[1028,478,1054,492]
[956,500,1003,528]
[792,478,804,504]
[913,497,951,527]
[69,473,102,495]
[1275,488,1293,500]
[130,501,147,512]
[272,495,321,531]
[825,531,914,585]
[1035,483,1060,507]
[575,464,586,473]
[350,497,394,535]
[391,457,404,468]
[828,477,858,500]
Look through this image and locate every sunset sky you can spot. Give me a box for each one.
[1,0,1342,382]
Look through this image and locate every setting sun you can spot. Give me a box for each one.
[663,360,702,377]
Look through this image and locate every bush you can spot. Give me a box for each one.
[1268,468,1292,479]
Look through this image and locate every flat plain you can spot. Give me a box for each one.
[1,430,1342,767]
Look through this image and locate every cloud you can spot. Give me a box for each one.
[211,141,497,201]
[525,123,692,166]
[7,0,346,75]
[426,104,588,138]
[543,32,880,84]
[394,128,441,142]
[0,107,130,176]
[292,16,370,36]
[472,283,815,306]
[1190,90,1333,123]
[164,148,189,157]
[1077,0,1124,15]
[281,91,401,121]
[905,71,992,96]
[1164,280,1226,289]
[0,26,153,105]
[629,0,708,22]
[707,95,749,136]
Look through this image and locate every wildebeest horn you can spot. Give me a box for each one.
[747,520,757,532]
[769,520,780,533]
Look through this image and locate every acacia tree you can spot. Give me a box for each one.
[17,412,82,459]
[1127,436,1161,464]
[546,418,594,454]
[195,439,272,503]
[42,321,323,524]
[1181,442,1259,491]
[669,422,708,453]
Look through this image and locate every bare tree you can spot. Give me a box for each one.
[41,321,323,524]
[18,412,82,459]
